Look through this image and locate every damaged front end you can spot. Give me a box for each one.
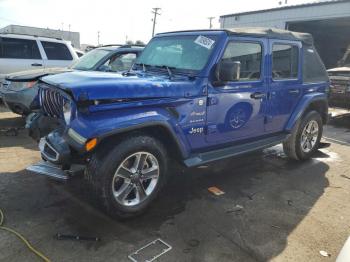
[26,83,89,181]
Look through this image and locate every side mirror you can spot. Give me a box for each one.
[216,60,241,82]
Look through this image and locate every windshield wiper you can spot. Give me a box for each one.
[134,62,151,72]
[154,65,176,79]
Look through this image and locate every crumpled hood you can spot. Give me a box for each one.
[6,67,72,82]
[41,71,201,101]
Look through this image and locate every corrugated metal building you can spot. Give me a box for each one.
[0,24,80,48]
[220,0,350,68]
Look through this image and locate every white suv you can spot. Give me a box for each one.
[0,33,78,88]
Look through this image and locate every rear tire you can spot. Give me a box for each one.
[283,111,323,160]
[85,134,168,219]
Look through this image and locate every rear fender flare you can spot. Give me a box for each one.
[285,92,328,132]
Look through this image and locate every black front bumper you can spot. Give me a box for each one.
[39,130,72,165]
[27,129,86,181]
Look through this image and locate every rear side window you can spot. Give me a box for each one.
[303,46,329,83]
[222,42,262,81]
[0,37,41,59]
[41,41,73,60]
[272,44,299,80]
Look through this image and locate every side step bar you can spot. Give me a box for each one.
[26,161,85,181]
[184,134,288,167]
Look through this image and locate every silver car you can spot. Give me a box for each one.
[1,44,144,115]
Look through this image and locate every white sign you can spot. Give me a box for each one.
[194,35,215,49]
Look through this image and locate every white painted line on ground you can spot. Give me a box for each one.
[336,236,350,262]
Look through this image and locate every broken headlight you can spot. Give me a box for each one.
[63,100,72,124]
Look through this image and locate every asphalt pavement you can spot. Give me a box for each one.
[0,106,349,262]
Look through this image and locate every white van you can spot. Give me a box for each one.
[0,33,78,88]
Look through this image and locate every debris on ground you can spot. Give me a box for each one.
[271,225,281,229]
[56,233,100,242]
[226,205,244,213]
[341,175,350,180]
[208,186,225,196]
[319,250,331,257]
[287,200,293,206]
[0,127,20,136]
[128,238,172,262]
[246,192,258,200]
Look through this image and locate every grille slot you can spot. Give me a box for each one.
[330,79,349,86]
[39,86,66,118]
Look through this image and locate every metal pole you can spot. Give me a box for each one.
[152,8,161,37]
[208,17,215,29]
[97,31,100,46]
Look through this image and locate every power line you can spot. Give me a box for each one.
[151,7,161,37]
[208,17,215,29]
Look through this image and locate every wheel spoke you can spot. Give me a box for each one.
[311,127,319,136]
[135,181,147,201]
[141,166,159,180]
[116,183,134,201]
[116,166,133,179]
[301,135,307,144]
[307,140,313,150]
[306,122,312,133]
[133,153,148,171]
[303,140,308,150]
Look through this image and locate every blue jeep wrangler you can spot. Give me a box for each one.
[27,28,329,218]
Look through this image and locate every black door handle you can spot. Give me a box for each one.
[250,92,266,99]
[288,89,300,94]
[31,63,42,66]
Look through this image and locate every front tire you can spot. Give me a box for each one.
[283,111,323,160]
[85,134,168,219]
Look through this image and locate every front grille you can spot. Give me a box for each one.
[39,85,66,118]
[330,79,349,86]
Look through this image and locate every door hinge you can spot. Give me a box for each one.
[207,97,218,106]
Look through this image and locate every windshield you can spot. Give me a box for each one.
[72,49,109,70]
[136,35,217,72]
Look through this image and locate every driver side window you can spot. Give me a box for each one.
[222,41,262,81]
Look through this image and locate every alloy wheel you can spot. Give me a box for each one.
[300,120,319,153]
[111,152,160,206]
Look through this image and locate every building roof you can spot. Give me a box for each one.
[220,0,350,18]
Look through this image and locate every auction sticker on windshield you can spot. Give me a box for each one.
[194,35,215,49]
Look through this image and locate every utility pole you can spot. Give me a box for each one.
[97,31,100,46]
[208,17,215,29]
[151,8,161,37]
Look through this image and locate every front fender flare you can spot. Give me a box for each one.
[99,120,189,159]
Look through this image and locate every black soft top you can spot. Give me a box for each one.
[158,27,313,45]
[227,27,313,45]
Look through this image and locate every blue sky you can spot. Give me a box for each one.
[0,0,314,45]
